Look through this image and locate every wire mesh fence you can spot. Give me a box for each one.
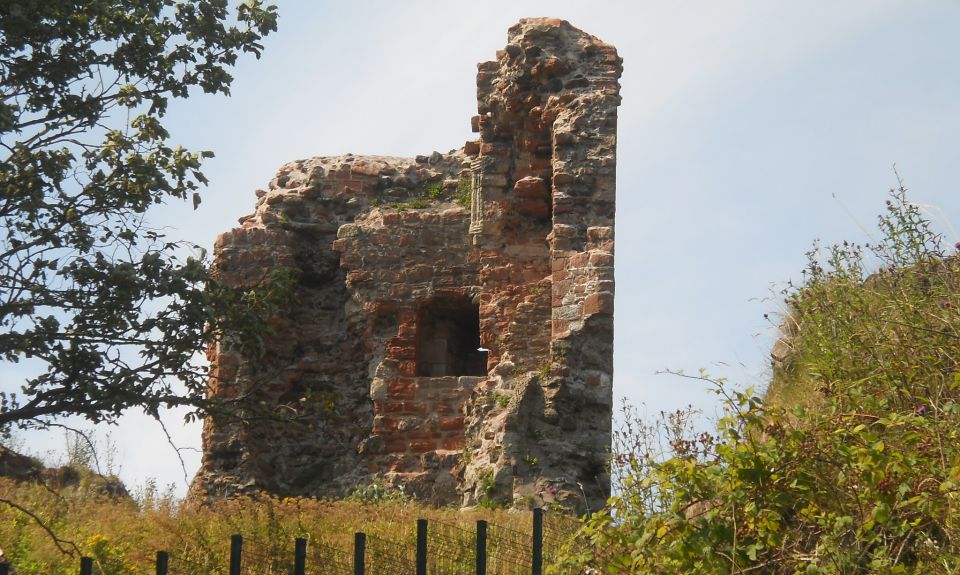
[69,508,573,575]
[365,533,418,575]
[304,538,353,575]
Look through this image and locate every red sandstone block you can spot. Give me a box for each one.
[589,252,614,267]
[439,416,465,431]
[350,161,384,177]
[568,252,590,268]
[384,441,407,454]
[401,265,432,282]
[441,437,464,451]
[583,292,615,316]
[386,343,417,361]
[381,212,402,225]
[397,360,417,377]
[376,417,400,432]
[410,441,436,454]
[586,226,613,241]
[405,431,441,440]
[383,402,404,414]
[387,379,416,400]
[434,403,453,414]
[554,279,573,295]
[346,271,371,285]
[596,240,615,253]
[552,172,575,186]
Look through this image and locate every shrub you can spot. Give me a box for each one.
[554,186,960,574]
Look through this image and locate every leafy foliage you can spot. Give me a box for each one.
[555,188,960,574]
[0,1,283,431]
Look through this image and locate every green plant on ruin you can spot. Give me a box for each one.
[495,393,511,408]
[553,185,960,574]
[393,195,431,211]
[455,177,473,209]
[424,181,445,200]
[479,470,496,495]
[476,497,506,510]
[347,475,412,504]
[476,469,505,510]
[470,469,506,509]
[522,454,539,467]
[461,446,474,466]
[538,363,552,380]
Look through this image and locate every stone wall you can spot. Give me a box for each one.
[192,18,622,513]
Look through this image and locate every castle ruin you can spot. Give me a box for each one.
[192,18,622,512]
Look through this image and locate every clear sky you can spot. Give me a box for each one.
[13,1,960,496]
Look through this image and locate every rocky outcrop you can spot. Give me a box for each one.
[0,445,42,482]
[193,18,621,513]
[0,445,129,498]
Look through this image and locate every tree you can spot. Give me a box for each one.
[0,0,281,434]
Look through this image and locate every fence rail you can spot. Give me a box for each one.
[49,508,567,575]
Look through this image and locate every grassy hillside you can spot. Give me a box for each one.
[556,189,960,574]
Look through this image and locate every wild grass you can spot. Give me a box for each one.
[0,476,576,575]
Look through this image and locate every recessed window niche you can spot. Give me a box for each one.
[416,296,487,377]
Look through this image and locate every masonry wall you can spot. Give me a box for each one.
[192,18,622,512]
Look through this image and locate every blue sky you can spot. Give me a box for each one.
[14,1,960,495]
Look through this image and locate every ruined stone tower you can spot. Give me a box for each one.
[192,18,621,512]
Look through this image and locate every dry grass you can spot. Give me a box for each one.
[0,477,579,574]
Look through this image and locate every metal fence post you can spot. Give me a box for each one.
[354,532,366,575]
[229,534,243,575]
[532,508,543,575]
[294,537,307,575]
[79,557,93,575]
[416,518,428,575]
[155,550,169,575]
[476,519,487,575]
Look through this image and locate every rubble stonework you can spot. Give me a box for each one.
[192,18,622,512]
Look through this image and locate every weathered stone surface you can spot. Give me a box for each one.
[192,18,621,513]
